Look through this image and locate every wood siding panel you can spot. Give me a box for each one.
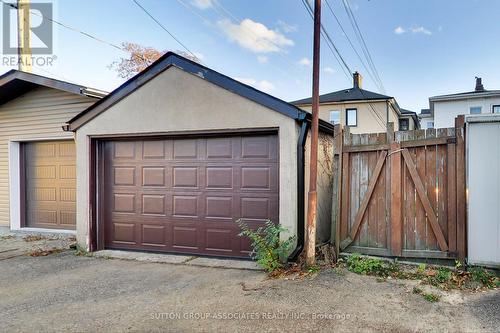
[0,87,96,226]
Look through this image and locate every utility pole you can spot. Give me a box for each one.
[305,0,321,267]
[17,0,32,72]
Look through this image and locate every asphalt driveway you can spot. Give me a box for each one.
[0,250,498,333]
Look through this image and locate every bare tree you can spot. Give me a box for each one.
[109,42,200,78]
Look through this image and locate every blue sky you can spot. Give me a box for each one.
[1,0,499,112]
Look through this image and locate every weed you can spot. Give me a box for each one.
[423,293,440,302]
[417,263,426,273]
[435,268,452,283]
[236,219,295,273]
[307,265,320,274]
[469,267,498,289]
[74,244,91,257]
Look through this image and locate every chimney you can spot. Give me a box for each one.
[353,71,362,89]
[475,77,485,92]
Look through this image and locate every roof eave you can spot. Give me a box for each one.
[67,52,306,131]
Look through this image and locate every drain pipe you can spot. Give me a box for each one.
[288,119,309,261]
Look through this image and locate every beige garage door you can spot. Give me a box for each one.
[24,141,76,229]
[103,134,279,258]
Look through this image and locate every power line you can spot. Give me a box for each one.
[131,0,197,59]
[300,0,387,129]
[341,0,385,93]
[175,0,300,82]
[324,0,384,93]
[300,0,351,79]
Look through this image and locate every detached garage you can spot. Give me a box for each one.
[67,52,334,258]
[0,70,105,232]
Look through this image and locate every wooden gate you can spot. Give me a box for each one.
[331,117,466,260]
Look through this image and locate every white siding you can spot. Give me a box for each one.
[467,118,500,267]
[433,96,500,128]
[0,87,96,226]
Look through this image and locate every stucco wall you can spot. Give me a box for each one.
[433,96,500,128]
[75,66,299,249]
[304,130,334,244]
[298,100,397,134]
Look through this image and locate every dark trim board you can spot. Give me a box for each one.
[0,69,106,105]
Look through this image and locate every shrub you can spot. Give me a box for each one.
[235,219,295,273]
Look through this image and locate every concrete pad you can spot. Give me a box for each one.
[92,249,262,271]
[186,257,262,271]
[93,250,194,264]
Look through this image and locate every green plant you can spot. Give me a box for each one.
[346,253,385,275]
[455,260,463,270]
[423,292,440,302]
[435,268,452,283]
[417,263,426,273]
[307,265,320,274]
[74,244,91,257]
[469,267,497,289]
[236,219,295,273]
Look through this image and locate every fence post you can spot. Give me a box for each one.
[388,123,403,256]
[455,115,466,261]
[331,124,343,255]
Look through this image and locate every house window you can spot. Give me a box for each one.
[329,110,340,124]
[470,106,482,114]
[399,118,409,131]
[493,105,500,113]
[427,121,434,129]
[346,108,357,126]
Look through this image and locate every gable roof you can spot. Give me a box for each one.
[67,52,334,132]
[291,87,392,105]
[0,70,107,105]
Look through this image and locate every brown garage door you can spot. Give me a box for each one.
[24,141,76,229]
[103,134,279,258]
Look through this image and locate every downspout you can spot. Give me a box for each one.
[288,118,309,261]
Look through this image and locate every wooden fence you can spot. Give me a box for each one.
[331,116,466,260]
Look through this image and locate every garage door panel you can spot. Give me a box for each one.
[24,141,76,229]
[104,134,278,258]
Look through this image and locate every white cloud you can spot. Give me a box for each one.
[394,26,405,34]
[191,0,213,9]
[193,52,205,61]
[323,66,335,74]
[217,18,294,53]
[257,55,268,64]
[277,20,297,33]
[411,26,432,35]
[298,57,312,67]
[235,77,275,93]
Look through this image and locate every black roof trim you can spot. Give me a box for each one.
[291,87,392,105]
[0,69,106,105]
[68,52,308,130]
